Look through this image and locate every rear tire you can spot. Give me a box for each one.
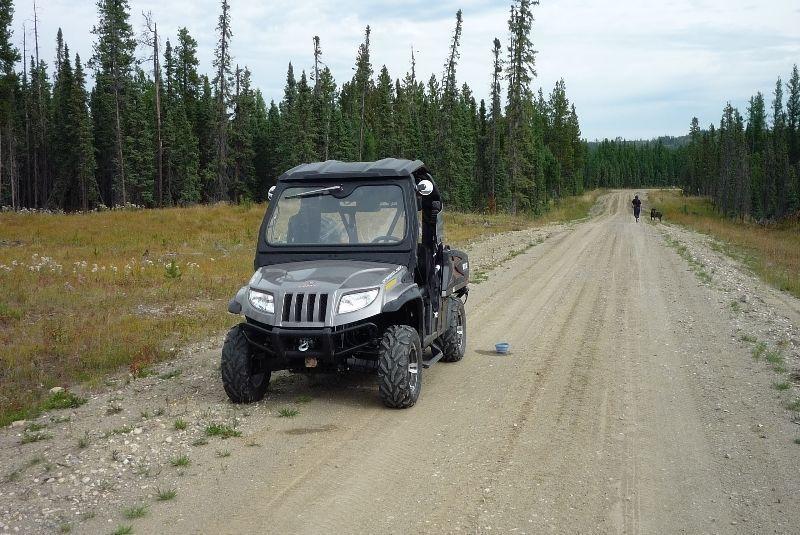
[221,324,270,403]
[377,325,422,409]
[439,297,466,362]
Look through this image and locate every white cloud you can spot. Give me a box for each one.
[11,0,800,140]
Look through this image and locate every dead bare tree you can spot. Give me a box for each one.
[33,1,48,207]
[142,11,164,206]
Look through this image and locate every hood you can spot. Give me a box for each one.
[233,259,412,327]
[250,260,401,294]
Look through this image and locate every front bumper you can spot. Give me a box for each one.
[240,318,379,370]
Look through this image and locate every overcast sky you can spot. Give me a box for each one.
[11,0,800,140]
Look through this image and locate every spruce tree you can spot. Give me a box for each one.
[437,10,463,199]
[504,0,539,212]
[212,0,233,200]
[229,65,256,201]
[313,66,337,160]
[293,71,317,164]
[374,65,396,158]
[487,37,504,212]
[0,0,20,208]
[786,65,800,167]
[353,26,372,159]
[91,0,137,206]
[277,63,297,172]
[124,69,155,206]
[50,50,98,211]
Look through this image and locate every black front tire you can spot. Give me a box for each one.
[378,325,422,409]
[439,296,466,362]
[221,324,270,403]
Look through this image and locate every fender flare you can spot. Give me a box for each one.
[382,286,424,334]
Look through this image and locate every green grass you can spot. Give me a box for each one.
[787,398,800,412]
[111,525,133,535]
[277,408,299,418]
[765,350,786,372]
[664,235,714,284]
[158,369,181,380]
[649,189,800,298]
[40,391,87,411]
[752,342,768,360]
[170,454,190,467]
[471,270,489,284]
[102,425,133,437]
[155,487,177,501]
[173,418,187,430]
[773,381,791,391]
[25,421,47,432]
[794,438,800,445]
[20,431,52,444]
[739,334,758,343]
[122,505,148,519]
[205,423,241,439]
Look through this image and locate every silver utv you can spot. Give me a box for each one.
[222,159,469,408]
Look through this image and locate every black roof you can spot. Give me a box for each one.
[278,158,427,181]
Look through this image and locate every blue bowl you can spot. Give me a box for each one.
[495,342,510,354]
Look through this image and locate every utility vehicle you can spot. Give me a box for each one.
[222,158,469,408]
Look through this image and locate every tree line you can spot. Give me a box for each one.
[683,66,800,221]
[581,66,800,223]
[0,0,586,214]
[583,138,684,190]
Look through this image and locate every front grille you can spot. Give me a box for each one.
[282,293,328,323]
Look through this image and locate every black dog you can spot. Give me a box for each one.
[650,208,663,221]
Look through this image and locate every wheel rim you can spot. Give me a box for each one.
[408,346,420,392]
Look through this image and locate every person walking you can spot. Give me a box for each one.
[632,194,642,222]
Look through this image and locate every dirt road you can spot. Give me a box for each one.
[137,191,800,533]
[3,191,799,534]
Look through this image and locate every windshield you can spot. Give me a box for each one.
[266,184,407,246]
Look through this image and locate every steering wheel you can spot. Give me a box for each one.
[371,235,403,244]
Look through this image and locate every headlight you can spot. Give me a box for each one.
[338,289,379,314]
[248,289,275,314]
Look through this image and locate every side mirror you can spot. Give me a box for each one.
[268,186,276,200]
[416,180,433,196]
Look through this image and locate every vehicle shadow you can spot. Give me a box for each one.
[264,370,385,409]
[473,349,510,356]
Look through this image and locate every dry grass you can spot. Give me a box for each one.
[446,189,605,245]
[0,192,603,425]
[648,190,800,298]
[0,203,260,425]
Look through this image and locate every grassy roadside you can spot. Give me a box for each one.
[0,190,605,426]
[648,189,800,298]
[445,189,604,245]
